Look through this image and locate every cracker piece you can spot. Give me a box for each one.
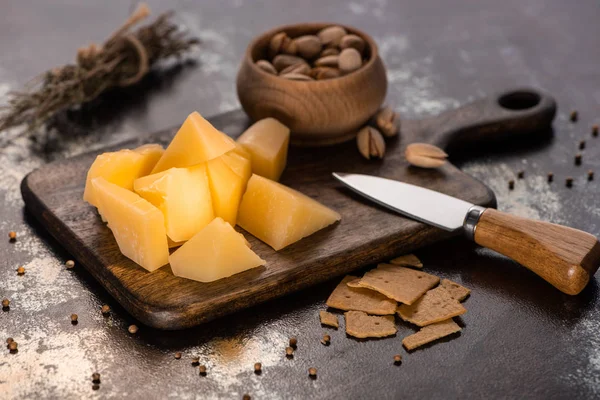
[346,278,361,288]
[440,279,471,302]
[319,310,339,328]
[326,276,397,315]
[344,311,397,339]
[402,319,461,350]
[389,254,423,268]
[397,286,466,327]
[355,264,439,305]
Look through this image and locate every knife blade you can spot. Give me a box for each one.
[332,172,600,295]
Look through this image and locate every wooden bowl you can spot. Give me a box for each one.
[236,23,388,146]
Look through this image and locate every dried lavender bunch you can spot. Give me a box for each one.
[0,3,199,134]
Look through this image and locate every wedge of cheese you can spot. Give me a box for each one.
[83,144,164,207]
[151,112,236,173]
[133,165,214,242]
[92,177,169,272]
[169,217,265,283]
[237,118,290,181]
[237,174,341,250]
[206,154,251,226]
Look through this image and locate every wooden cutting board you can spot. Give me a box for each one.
[21,88,555,329]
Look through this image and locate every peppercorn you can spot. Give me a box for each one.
[8,341,18,353]
[2,298,10,309]
[101,305,110,316]
[92,384,100,391]
[254,362,262,374]
[16,266,25,275]
[321,334,331,345]
[566,177,574,188]
[92,373,101,384]
[128,324,138,334]
[308,367,317,378]
[570,111,578,122]
[175,352,182,359]
[588,170,594,181]
[508,180,514,190]
[592,125,599,137]
[579,140,586,150]
[199,365,207,376]
[285,346,294,358]
[547,172,554,183]
[289,337,297,348]
[71,314,78,324]
[8,231,16,241]
[394,354,402,364]
[243,395,251,400]
[517,170,524,179]
[191,357,200,366]
[575,154,582,166]
[65,260,75,269]
[6,337,14,348]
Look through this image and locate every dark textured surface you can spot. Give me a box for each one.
[2,1,600,399]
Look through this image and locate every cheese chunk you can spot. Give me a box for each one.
[83,144,164,207]
[231,142,252,161]
[206,155,251,226]
[92,177,169,272]
[134,165,214,242]
[238,174,341,250]
[169,217,265,282]
[151,112,236,173]
[237,118,290,181]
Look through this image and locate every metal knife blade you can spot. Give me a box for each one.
[332,172,475,233]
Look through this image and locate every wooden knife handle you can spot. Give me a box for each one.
[473,208,600,295]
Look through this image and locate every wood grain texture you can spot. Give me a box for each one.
[474,208,600,295]
[236,23,387,146]
[20,89,555,329]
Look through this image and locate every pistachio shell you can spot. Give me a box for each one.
[404,143,448,168]
[314,55,339,68]
[294,35,322,59]
[340,34,366,54]
[339,48,362,74]
[256,60,277,75]
[357,126,386,160]
[317,25,348,47]
[272,54,306,71]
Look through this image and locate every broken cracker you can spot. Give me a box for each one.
[397,286,466,327]
[344,311,397,339]
[402,319,461,350]
[319,310,339,328]
[355,264,439,305]
[440,279,470,302]
[326,276,397,315]
[389,254,423,268]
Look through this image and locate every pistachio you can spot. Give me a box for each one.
[375,107,399,137]
[340,34,366,54]
[256,60,277,75]
[320,47,340,57]
[272,54,306,72]
[314,55,339,68]
[317,25,347,47]
[269,32,296,58]
[338,48,362,74]
[357,126,386,160]
[404,143,448,168]
[309,67,341,80]
[280,73,314,81]
[293,35,322,59]
[280,63,311,76]
[268,32,287,59]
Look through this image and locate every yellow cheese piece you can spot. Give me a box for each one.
[206,155,251,226]
[83,144,164,207]
[134,165,214,242]
[169,217,265,283]
[237,118,290,181]
[168,238,186,249]
[151,112,236,173]
[237,174,341,250]
[92,177,169,272]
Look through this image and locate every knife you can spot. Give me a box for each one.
[332,172,600,295]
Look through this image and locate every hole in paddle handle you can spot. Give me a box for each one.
[498,90,541,110]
